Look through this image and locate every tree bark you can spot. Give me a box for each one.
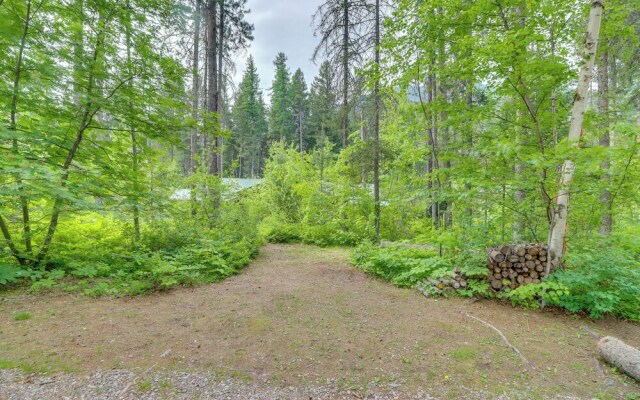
[373,0,381,241]
[598,336,640,382]
[217,0,224,176]
[190,0,201,176]
[548,0,604,267]
[10,0,33,257]
[0,214,26,265]
[341,0,349,149]
[207,0,218,176]
[126,0,140,243]
[598,49,611,235]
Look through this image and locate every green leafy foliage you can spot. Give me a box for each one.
[503,282,570,310]
[351,245,476,287]
[0,264,23,285]
[547,246,640,321]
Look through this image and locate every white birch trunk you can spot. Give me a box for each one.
[548,0,604,268]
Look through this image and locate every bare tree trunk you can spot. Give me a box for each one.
[598,49,612,235]
[126,0,140,243]
[298,110,304,154]
[464,84,473,218]
[190,0,201,176]
[131,128,141,242]
[207,0,218,176]
[10,0,33,257]
[190,0,201,215]
[217,0,224,176]
[550,26,559,146]
[548,0,604,267]
[341,0,349,149]
[428,68,440,228]
[202,29,208,154]
[373,0,381,241]
[0,215,26,265]
[514,109,525,243]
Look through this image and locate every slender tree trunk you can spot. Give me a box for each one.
[373,0,381,241]
[190,0,201,176]
[217,0,224,176]
[202,30,208,155]
[0,215,26,265]
[10,0,33,257]
[548,0,604,267]
[298,111,304,153]
[131,129,141,242]
[428,68,440,227]
[598,49,611,235]
[37,18,107,266]
[550,26,559,146]
[341,0,349,148]
[125,1,140,243]
[464,84,473,219]
[190,0,201,214]
[207,0,219,176]
[513,109,525,242]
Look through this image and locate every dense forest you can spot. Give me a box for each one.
[1,0,639,323]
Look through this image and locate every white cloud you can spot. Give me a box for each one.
[231,0,322,101]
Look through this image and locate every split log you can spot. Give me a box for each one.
[598,336,640,382]
[487,243,556,292]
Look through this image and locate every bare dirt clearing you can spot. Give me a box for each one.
[1,244,639,399]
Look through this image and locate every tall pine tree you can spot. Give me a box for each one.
[229,56,268,178]
[268,52,295,147]
[290,69,309,153]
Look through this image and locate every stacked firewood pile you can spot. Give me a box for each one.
[487,244,556,291]
[423,268,468,293]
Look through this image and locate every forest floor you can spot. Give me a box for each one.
[0,244,639,400]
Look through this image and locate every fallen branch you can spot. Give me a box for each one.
[580,325,602,340]
[465,313,538,372]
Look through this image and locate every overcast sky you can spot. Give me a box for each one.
[231,0,322,99]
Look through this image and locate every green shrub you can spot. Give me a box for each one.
[260,220,304,243]
[547,247,640,321]
[351,243,442,286]
[302,224,360,247]
[503,281,570,309]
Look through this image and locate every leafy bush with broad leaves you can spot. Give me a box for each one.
[546,245,640,321]
[352,244,491,296]
[502,282,570,309]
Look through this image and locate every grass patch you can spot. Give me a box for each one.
[13,312,32,321]
[449,347,477,361]
[138,380,152,392]
[248,316,272,334]
[0,356,78,374]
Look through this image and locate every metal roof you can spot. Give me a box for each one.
[170,178,263,201]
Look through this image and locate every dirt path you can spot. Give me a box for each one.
[1,244,639,399]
